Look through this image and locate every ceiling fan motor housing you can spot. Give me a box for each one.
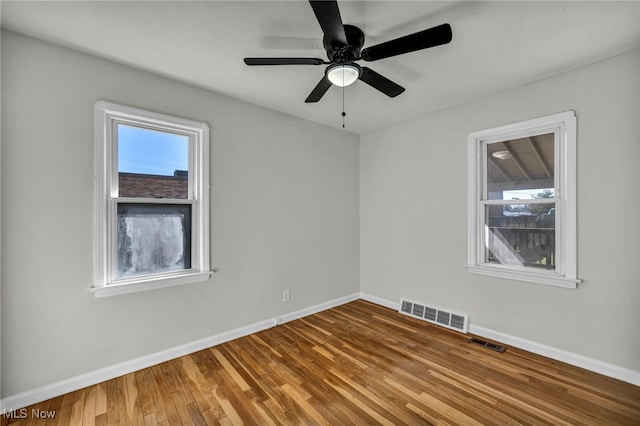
[324,24,365,63]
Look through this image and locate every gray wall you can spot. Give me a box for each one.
[1,31,360,396]
[360,51,640,371]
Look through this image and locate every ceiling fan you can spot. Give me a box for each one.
[244,0,452,103]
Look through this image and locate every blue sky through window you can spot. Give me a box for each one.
[118,124,189,176]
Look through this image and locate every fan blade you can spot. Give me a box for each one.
[305,76,332,103]
[361,23,452,62]
[309,0,347,47]
[358,67,405,98]
[244,57,325,66]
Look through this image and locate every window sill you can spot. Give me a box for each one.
[466,265,580,289]
[90,271,213,298]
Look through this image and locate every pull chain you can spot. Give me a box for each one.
[341,73,346,128]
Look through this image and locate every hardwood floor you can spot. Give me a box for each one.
[3,300,640,425]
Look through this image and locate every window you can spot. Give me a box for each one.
[92,101,211,297]
[467,111,579,288]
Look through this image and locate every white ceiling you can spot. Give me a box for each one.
[2,1,639,134]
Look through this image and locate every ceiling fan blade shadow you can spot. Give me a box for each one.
[260,36,322,50]
[359,67,405,98]
[375,1,478,37]
[305,76,332,103]
[244,58,325,66]
[309,0,347,47]
[361,23,452,62]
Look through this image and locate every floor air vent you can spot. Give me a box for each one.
[471,338,507,353]
[399,298,469,333]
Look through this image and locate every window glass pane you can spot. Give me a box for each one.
[487,133,554,200]
[117,204,192,278]
[484,203,555,270]
[118,124,189,199]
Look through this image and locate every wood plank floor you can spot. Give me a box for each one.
[3,300,640,425]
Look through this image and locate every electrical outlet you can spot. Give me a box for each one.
[283,289,290,302]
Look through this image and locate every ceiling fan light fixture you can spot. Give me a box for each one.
[326,63,360,87]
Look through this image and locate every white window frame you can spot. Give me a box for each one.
[92,101,211,298]
[467,111,579,288]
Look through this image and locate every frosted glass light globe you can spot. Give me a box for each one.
[327,64,360,87]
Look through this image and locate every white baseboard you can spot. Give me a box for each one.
[359,292,640,387]
[0,292,360,411]
[277,293,360,325]
[359,292,399,310]
[469,324,640,386]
